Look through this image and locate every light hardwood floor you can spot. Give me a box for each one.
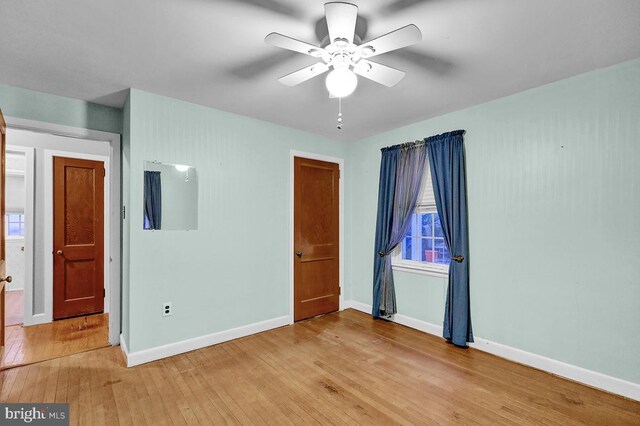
[1,313,109,370]
[5,289,23,326]
[1,309,638,425]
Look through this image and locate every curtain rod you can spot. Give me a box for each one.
[381,139,425,153]
[381,130,466,153]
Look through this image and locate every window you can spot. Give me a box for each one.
[6,213,25,237]
[392,165,450,277]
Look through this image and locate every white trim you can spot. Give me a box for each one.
[5,116,122,346]
[345,299,369,313]
[27,313,46,326]
[5,116,119,143]
[43,150,110,319]
[119,333,128,358]
[345,300,640,401]
[289,150,345,324]
[5,145,36,326]
[5,235,25,241]
[392,262,449,278]
[469,336,640,402]
[121,316,290,367]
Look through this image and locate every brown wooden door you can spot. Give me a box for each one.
[53,156,104,319]
[294,157,340,321]
[0,109,6,345]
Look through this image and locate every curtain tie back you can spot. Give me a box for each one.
[451,255,464,263]
[378,251,386,257]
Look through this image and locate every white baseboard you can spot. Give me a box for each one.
[120,316,290,367]
[119,333,128,356]
[344,300,640,402]
[22,312,47,327]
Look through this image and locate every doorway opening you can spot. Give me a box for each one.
[4,149,30,328]
[1,119,120,370]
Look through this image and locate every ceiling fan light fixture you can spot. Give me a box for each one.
[326,68,358,98]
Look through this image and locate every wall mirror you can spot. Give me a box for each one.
[143,161,198,230]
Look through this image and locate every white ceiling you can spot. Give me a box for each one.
[1,0,639,141]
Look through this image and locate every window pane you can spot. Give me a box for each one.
[433,238,450,265]
[421,213,433,237]
[419,238,431,262]
[434,214,445,238]
[401,236,412,260]
[404,220,413,238]
[403,237,428,262]
[398,211,452,268]
[8,214,19,223]
[8,223,20,236]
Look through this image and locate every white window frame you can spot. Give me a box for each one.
[5,212,26,238]
[392,208,449,278]
[392,161,449,278]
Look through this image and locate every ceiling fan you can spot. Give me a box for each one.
[265,2,422,99]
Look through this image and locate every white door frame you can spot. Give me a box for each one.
[289,150,345,324]
[4,116,121,345]
[44,150,110,319]
[5,145,35,326]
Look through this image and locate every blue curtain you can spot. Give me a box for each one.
[372,142,428,318]
[427,130,473,347]
[144,171,162,230]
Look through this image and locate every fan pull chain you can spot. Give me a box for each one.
[337,98,343,130]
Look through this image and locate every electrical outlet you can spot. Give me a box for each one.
[163,302,172,317]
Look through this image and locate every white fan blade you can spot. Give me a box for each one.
[325,2,358,44]
[353,59,406,87]
[265,33,325,57]
[359,24,422,58]
[278,62,330,86]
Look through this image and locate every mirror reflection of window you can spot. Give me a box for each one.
[143,171,162,230]
[142,161,198,231]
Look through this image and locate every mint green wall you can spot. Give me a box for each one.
[124,89,346,353]
[346,58,640,384]
[0,84,122,134]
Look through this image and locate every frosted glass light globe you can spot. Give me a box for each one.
[325,68,358,98]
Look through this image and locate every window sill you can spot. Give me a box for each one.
[392,262,449,279]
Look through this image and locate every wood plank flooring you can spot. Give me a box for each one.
[1,309,638,425]
[1,313,109,370]
[5,289,23,326]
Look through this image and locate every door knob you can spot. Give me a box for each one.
[295,251,303,257]
[56,250,63,255]
[0,276,12,283]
